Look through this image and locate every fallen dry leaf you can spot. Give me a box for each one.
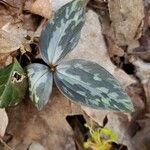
[108,0,144,46]
[132,58,150,112]
[130,116,150,150]
[30,0,52,19]
[133,58,150,82]
[132,29,150,62]
[106,37,124,57]
[0,54,12,68]
[0,4,14,28]
[114,68,136,88]
[126,84,145,111]
[0,22,28,54]
[0,109,8,137]
[0,29,22,54]
[2,23,27,40]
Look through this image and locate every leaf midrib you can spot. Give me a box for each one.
[31,70,49,95]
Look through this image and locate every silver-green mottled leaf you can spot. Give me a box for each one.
[54,59,134,112]
[39,0,85,65]
[27,64,53,110]
[0,59,27,107]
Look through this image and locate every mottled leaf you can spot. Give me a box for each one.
[27,64,53,110]
[39,0,85,65]
[54,59,134,112]
[0,59,27,107]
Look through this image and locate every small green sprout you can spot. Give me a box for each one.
[83,124,117,150]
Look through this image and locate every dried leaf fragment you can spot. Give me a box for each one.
[0,109,8,137]
[106,37,124,57]
[30,0,52,19]
[108,0,144,45]
[0,30,22,54]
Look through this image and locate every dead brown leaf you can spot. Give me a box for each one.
[133,58,150,82]
[0,4,14,28]
[2,23,27,40]
[130,116,150,150]
[108,0,144,46]
[0,29,23,54]
[0,54,12,68]
[30,0,52,19]
[126,84,145,111]
[132,29,150,62]
[106,37,124,57]
[0,21,29,54]
[0,109,8,137]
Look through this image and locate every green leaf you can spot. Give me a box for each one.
[84,124,115,150]
[100,128,117,142]
[0,59,27,107]
[39,0,85,65]
[27,63,53,110]
[54,59,134,112]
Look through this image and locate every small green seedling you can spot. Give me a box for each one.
[84,124,117,150]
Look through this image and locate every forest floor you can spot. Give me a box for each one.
[0,0,150,150]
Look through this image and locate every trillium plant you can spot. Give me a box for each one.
[27,0,134,112]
